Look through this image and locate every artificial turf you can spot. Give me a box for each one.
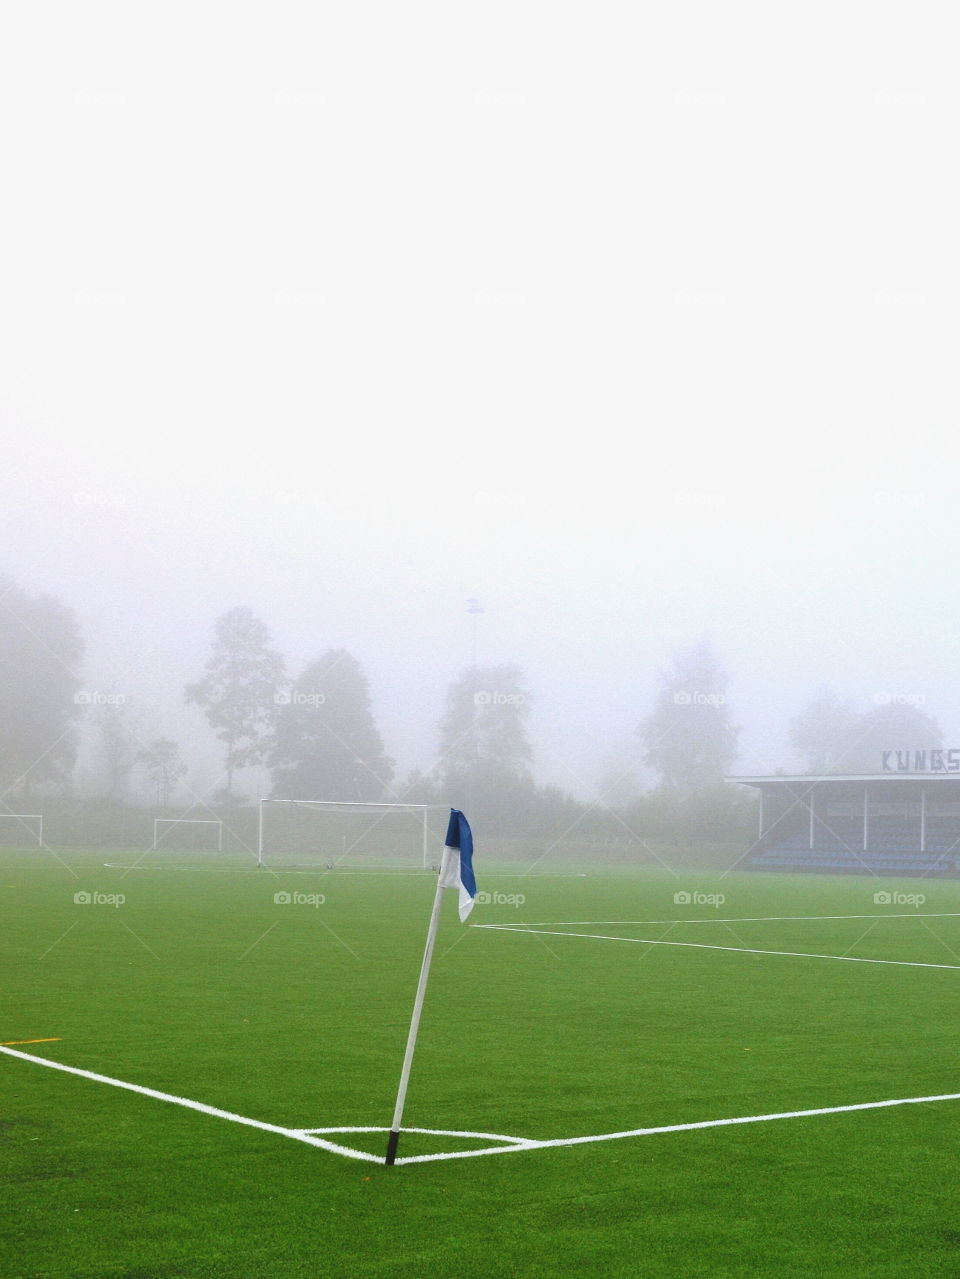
[4,847,960,1277]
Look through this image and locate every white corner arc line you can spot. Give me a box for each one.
[474,925,960,970]
[299,1125,530,1144]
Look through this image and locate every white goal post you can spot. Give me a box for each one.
[152,818,224,851]
[256,799,445,869]
[0,813,43,847]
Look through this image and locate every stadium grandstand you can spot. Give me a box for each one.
[731,759,960,876]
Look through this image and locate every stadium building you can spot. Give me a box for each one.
[731,757,960,876]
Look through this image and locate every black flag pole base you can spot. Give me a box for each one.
[385,1129,401,1166]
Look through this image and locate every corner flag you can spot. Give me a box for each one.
[437,808,476,921]
[385,807,476,1165]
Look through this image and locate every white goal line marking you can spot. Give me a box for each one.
[5,1044,960,1166]
[0,1045,381,1164]
[390,1090,960,1164]
[473,925,960,970]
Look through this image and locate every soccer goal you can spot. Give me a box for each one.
[152,818,224,852]
[0,813,43,847]
[257,800,446,871]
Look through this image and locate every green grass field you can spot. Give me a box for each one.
[4,846,960,1278]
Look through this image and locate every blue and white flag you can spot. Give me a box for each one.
[438,808,476,921]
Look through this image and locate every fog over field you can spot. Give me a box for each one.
[1,5,957,803]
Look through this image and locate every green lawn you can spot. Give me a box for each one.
[4,848,960,1277]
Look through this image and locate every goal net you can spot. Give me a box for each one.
[0,813,43,848]
[257,800,446,871]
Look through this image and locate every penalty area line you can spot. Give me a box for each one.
[473,925,960,970]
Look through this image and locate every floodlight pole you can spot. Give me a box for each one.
[385,845,453,1166]
[466,598,483,668]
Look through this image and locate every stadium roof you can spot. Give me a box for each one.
[729,773,960,785]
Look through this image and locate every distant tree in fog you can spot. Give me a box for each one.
[437,664,533,824]
[397,768,441,805]
[789,686,865,773]
[789,689,943,774]
[138,737,187,807]
[0,575,84,799]
[269,649,394,800]
[840,701,942,773]
[186,606,285,795]
[596,740,644,808]
[637,640,739,794]
[94,702,146,801]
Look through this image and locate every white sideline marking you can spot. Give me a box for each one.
[474,925,960,970]
[5,1045,960,1166]
[488,913,960,927]
[101,864,431,876]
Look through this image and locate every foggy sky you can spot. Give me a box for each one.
[2,5,957,802]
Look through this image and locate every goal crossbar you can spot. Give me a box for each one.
[257,799,446,869]
[0,813,43,847]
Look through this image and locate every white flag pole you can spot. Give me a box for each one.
[385,844,455,1166]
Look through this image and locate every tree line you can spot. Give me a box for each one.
[0,573,947,836]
